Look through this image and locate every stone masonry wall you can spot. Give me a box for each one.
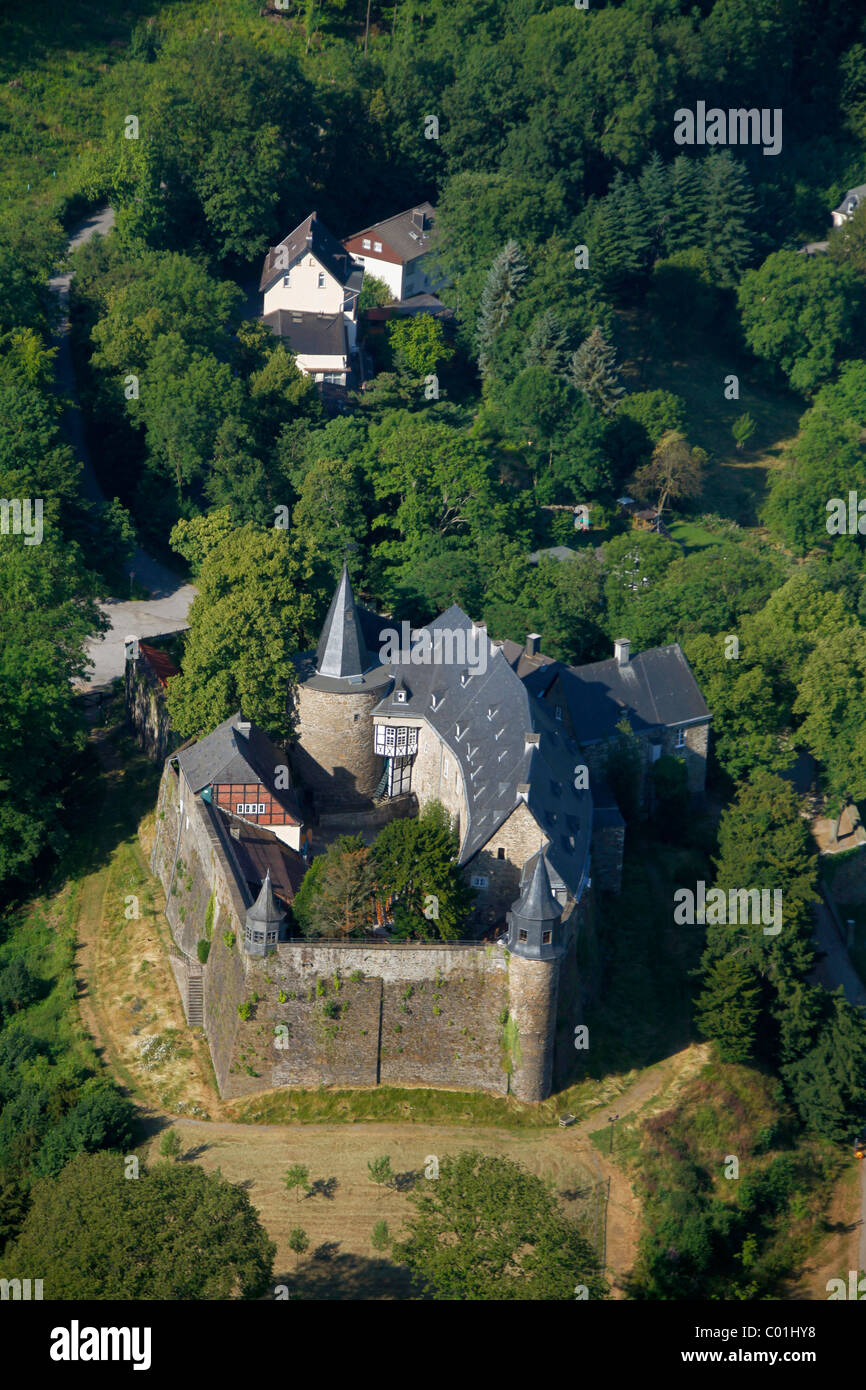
[292,683,386,806]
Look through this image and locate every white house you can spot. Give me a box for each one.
[260,213,364,386]
[831,183,866,228]
[342,203,445,302]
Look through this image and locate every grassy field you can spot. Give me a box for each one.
[149,1118,603,1298]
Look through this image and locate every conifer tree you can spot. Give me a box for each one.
[569,325,624,416]
[475,238,528,378]
[523,309,569,373]
[639,152,671,258]
[693,954,762,1064]
[666,156,704,255]
[700,152,755,287]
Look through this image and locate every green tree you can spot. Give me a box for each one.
[737,251,865,395]
[781,991,866,1142]
[393,1151,607,1300]
[388,314,453,379]
[732,413,756,451]
[287,1225,309,1269]
[569,326,623,416]
[283,1164,310,1204]
[159,1130,182,1161]
[368,1154,394,1194]
[475,239,528,378]
[5,1152,275,1299]
[604,718,643,823]
[793,622,866,839]
[693,954,762,1065]
[165,524,327,741]
[359,274,395,311]
[371,1218,391,1251]
[523,309,569,373]
[292,839,377,938]
[633,430,705,518]
[371,802,472,941]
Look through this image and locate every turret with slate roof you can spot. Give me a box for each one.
[506,852,564,961]
[243,870,285,957]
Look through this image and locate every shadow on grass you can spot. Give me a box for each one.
[276,1251,423,1301]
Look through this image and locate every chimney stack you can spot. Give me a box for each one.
[614,638,630,667]
[525,633,541,658]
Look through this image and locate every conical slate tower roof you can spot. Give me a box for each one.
[246,870,285,926]
[512,853,560,924]
[315,565,371,679]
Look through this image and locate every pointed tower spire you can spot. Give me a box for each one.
[506,852,563,959]
[315,565,372,679]
[243,870,285,956]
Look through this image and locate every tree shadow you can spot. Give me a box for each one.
[275,1252,424,1301]
[391,1169,419,1194]
[307,1176,339,1200]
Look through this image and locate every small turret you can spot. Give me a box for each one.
[506,853,563,960]
[243,870,285,957]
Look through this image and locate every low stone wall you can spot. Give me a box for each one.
[125,644,180,763]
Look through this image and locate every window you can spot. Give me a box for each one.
[497,847,505,860]
[283,274,290,287]
[237,802,266,815]
[674,728,686,749]
[442,758,449,780]
[542,930,552,945]
[374,724,418,756]
[318,271,325,288]
[555,705,563,721]
[374,240,382,252]
[353,712,360,723]
[471,875,488,889]
[362,238,371,249]
[518,929,528,943]
[395,690,407,703]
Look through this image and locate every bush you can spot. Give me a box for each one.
[196,940,210,965]
[237,1000,252,1021]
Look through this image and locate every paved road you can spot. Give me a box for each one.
[51,206,196,689]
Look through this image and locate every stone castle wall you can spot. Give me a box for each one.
[291,683,387,807]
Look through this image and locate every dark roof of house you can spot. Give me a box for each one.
[261,309,347,360]
[370,606,592,896]
[527,545,578,565]
[246,869,287,925]
[138,641,179,687]
[316,565,374,679]
[553,644,710,745]
[833,185,866,216]
[363,294,453,324]
[346,203,436,264]
[259,212,362,294]
[497,638,558,682]
[511,852,561,923]
[176,712,301,824]
[209,806,306,908]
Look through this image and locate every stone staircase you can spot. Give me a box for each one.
[186,964,203,1026]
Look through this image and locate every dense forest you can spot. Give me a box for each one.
[3,0,866,1301]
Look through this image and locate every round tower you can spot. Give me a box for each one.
[243,870,285,957]
[292,566,391,808]
[505,853,565,1102]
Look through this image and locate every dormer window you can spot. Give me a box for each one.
[395,690,407,703]
[460,672,469,687]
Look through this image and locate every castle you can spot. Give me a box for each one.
[146,567,709,1103]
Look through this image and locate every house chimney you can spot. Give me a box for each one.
[236,719,252,736]
[614,638,630,667]
[525,633,541,658]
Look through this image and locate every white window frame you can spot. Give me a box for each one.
[674,728,686,750]
[362,238,371,249]
[317,271,325,288]
[471,875,488,889]
[374,240,382,252]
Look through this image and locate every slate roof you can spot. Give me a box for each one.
[371,606,592,897]
[346,202,436,264]
[511,852,561,923]
[175,712,301,824]
[316,565,373,678]
[259,212,362,294]
[833,185,866,217]
[553,644,710,745]
[246,869,287,926]
[262,309,348,361]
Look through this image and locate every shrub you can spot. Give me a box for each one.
[278,989,287,1004]
[223,930,235,949]
[322,999,339,1019]
[237,1000,252,1021]
[196,940,210,965]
